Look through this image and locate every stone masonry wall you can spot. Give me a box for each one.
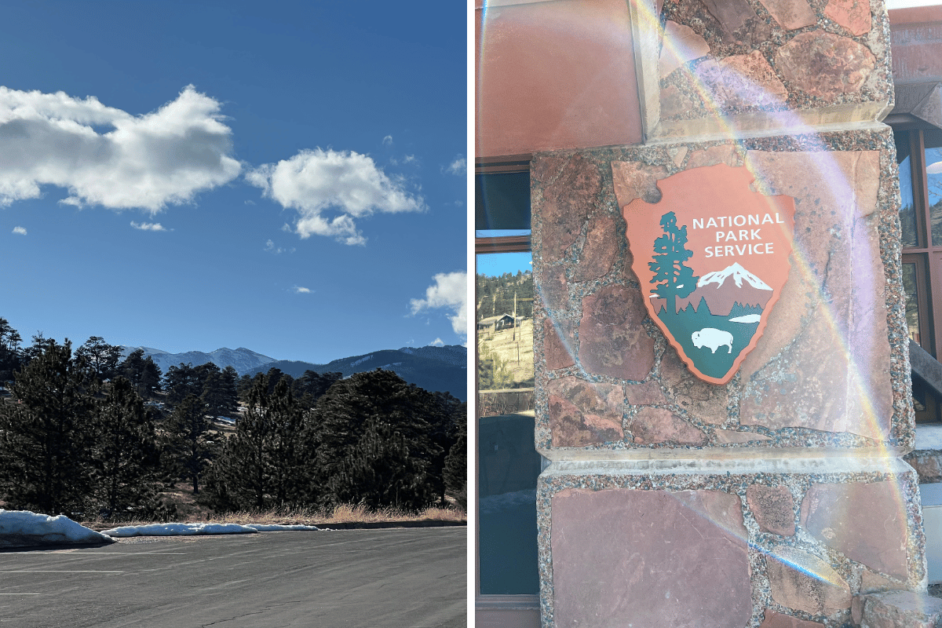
[532,1,924,626]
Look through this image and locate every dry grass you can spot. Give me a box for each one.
[203,504,465,526]
[82,503,465,531]
[478,318,534,385]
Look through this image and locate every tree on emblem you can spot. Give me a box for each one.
[649,211,698,315]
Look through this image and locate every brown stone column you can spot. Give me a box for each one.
[532,1,926,626]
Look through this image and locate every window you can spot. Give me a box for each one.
[895,128,942,422]
[475,162,543,627]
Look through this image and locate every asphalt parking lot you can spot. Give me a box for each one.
[0,526,466,628]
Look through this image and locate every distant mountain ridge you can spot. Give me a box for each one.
[243,346,467,400]
[119,344,467,400]
[118,346,276,376]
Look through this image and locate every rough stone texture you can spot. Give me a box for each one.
[572,213,618,283]
[758,609,825,628]
[541,266,568,313]
[547,376,625,447]
[660,348,729,424]
[757,0,817,31]
[859,570,905,594]
[669,146,688,167]
[551,488,751,628]
[775,30,876,100]
[746,485,796,536]
[540,155,599,263]
[715,429,772,444]
[700,0,770,45]
[903,450,942,484]
[629,407,707,445]
[800,482,910,580]
[611,161,668,208]
[659,20,710,79]
[859,590,942,628]
[544,317,575,371]
[696,51,789,111]
[766,545,852,615]
[661,84,699,120]
[686,144,741,169]
[624,380,668,406]
[739,150,891,441]
[825,0,871,37]
[579,285,655,381]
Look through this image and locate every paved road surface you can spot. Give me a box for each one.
[0,527,465,627]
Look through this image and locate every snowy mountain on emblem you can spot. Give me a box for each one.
[697,263,772,291]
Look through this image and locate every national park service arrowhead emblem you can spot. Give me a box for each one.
[618,164,796,385]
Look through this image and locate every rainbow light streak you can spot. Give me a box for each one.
[479,0,917,589]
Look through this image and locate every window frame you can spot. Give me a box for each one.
[896,127,942,360]
[474,159,541,627]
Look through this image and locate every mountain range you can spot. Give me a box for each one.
[654,263,774,317]
[119,344,467,400]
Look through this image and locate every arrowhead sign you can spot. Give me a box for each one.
[619,164,796,385]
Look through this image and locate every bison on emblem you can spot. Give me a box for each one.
[691,328,733,354]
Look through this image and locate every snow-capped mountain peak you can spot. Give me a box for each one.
[697,263,772,291]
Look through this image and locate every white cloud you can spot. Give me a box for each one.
[12,226,26,235]
[0,85,241,212]
[130,221,167,231]
[446,156,466,176]
[294,286,312,294]
[264,239,293,254]
[246,148,425,246]
[410,271,467,339]
[403,155,416,164]
[383,135,393,146]
[927,161,942,175]
[429,338,444,347]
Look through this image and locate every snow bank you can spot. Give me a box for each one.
[245,524,318,532]
[0,509,115,548]
[101,522,259,537]
[101,522,319,537]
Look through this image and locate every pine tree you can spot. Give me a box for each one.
[164,363,201,406]
[649,211,699,314]
[76,336,122,382]
[0,339,95,514]
[87,377,162,518]
[314,370,440,511]
[162,394,213,493]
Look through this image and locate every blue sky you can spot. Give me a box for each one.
[0,0,467,363]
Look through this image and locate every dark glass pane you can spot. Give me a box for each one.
[895,130,918,248]
[478,412,542,595]
[476,172,531,231]
[902,262,922,346]
[925,130,942,246]
[477,250,539,595]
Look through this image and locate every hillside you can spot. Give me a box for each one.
[243,345,467,400]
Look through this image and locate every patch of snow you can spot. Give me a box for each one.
[245,524,319,531]
[729,314,761,323]
[349,355,373,367]
[101,522,321,537]
[0,510,115,547]
[101,523,259,537]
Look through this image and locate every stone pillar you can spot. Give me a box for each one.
[532,1,926,626]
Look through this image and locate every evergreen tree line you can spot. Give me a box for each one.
[476,270,534,320]
[0,320,466,519]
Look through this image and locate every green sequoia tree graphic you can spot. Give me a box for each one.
[649,211,698,315]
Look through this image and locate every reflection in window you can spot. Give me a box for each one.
[925,130,942,247]
[477,250,541,596]
[896,131,918,248]
[903,262,922,345]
